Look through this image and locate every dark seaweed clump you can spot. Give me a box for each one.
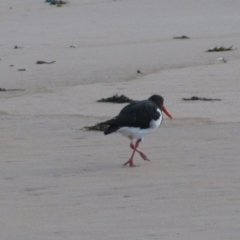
[182,96,221,101]
[173,35,190,39]
[36,61,56,64]
[206,46,236,52]
[46,0,68,6]
[97,94,135,104]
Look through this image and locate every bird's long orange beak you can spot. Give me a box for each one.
[161,106,173,119]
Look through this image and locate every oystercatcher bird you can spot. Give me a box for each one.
[99,95,173,167]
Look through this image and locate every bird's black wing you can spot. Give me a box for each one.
[119,100,160,128]
[100,100,160,134]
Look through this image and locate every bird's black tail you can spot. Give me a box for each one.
[104,126,120,135]
[98,121,120,135]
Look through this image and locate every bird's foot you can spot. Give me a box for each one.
[123,159,137,167]
[139,152,150,161]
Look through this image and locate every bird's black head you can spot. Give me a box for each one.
[148,95,164,108]
[148,94,173,119]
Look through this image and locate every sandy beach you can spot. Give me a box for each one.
[1,0,240,239]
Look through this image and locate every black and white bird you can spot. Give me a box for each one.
[99,95,173,167]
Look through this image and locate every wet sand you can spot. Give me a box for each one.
[1,1,240,239]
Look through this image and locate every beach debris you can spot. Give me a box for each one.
[206,46,236,52]
[83,123,108,132]
[36,60,56,64]
[14,45,32,49]
[137,70,141,73]
[182,96,221,101]
[18,69,26,71]
[217,57,227,63]
[97,94,136,103]
[173,35,190,39]
[0,88,25,92]
[46,0,69,6]
[14,45,24,49]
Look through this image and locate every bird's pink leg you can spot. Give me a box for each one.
[130,142,150,161]
[123,140,141,167]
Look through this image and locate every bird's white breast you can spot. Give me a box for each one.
[149,109,162,129]
[117,127,153,140]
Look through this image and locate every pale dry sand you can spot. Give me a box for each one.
[1,1,240,239]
